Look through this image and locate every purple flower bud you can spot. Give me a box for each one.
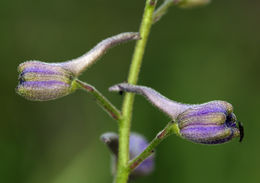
[100,132,154,177]
[109,83,243,144]
[16,32,140,101]
[16,61,77,101]
[176,101,241,144]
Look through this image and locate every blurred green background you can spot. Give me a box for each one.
[1,0,259,183]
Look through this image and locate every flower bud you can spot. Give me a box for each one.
[176,101,241,144]
[109,83,244,144]
[179,0,211,8]
[101,132,154,177]
[16,32,140,101]
[16,61,77,101]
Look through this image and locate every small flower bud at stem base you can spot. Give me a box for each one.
[101,132,155,178]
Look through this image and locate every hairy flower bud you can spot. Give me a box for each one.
[16,32,140,101]
[109,83,244,144]
[176,101,241,144]
[101,132,154,177]
[16,61,77,101]
[179,0,211,8]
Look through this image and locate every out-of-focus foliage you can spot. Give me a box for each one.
[0,0,259,183]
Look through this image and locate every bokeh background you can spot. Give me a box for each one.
[1,0,259,183]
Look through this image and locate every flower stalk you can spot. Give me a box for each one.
[128,121,177,172]
[115,0,157,183]
[75,79,122,120]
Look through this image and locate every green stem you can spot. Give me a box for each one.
[115,0,157,183]
[75,79,122,120]
[128,122,178,171]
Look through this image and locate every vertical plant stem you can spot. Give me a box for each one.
[115,0,157,183]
